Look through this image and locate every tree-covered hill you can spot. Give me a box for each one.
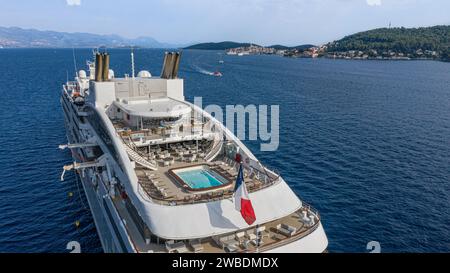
[326,25,449,60]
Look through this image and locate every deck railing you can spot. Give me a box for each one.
[139,207,321,253]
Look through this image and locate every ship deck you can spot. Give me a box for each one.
[111,192,321,253]
[135,157,276,206]
[105,111,314,253]
[112,120,279,206]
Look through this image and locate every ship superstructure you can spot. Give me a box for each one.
[60,51,328,253]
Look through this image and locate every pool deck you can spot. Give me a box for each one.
[135,156,273,206]
[168,164,233,192]
[136,158,234,204]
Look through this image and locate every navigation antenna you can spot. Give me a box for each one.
[72,47,78,78]
[131,48,136,79]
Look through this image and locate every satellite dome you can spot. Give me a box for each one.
[78,70,87,79]
[137,70,152,78]
[108,69,115,79]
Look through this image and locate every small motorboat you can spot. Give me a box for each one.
[213,71,223,77]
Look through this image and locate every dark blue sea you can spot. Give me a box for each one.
[0,48,449,253]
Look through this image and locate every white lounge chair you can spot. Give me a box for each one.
[276,224,297,237]
[189,239,204,253]
[165,241,188,253]
[215,235,239,250]
[224,245,238,253]
[227,169,238,177]
[235,232,246,245]
[245,230,257,244]
[256,226,270,239]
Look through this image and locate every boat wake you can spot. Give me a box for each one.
[192,64,215,76]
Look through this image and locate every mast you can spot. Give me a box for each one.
[131,48,136,79]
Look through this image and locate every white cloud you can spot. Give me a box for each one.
[66,0,81,6]
[366,0,382,6]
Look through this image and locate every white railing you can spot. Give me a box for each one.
[204,134,224,162]
[120,135,158,171]
[123,145,158,171]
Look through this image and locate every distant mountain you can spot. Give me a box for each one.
[0,26,185,48]
[184,41,261,50]
[326,25,450,58]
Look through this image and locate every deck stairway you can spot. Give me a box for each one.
[121,136,158,170]
[124,145,158,170]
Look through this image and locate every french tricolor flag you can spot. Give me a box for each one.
[234,161,256,225]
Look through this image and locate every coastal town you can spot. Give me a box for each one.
[226,44,279,56]
[225,44,322,57]
[325,49,439,60]
[225,44,442,61]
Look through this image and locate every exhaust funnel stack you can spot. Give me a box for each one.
[95,53,103,82]
[95,52,110,82]
[172,52,181,79]
[161,52,182,79]
[102,53,110,81]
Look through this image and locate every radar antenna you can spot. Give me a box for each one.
[131,48,136,79]
[72,47,78,78]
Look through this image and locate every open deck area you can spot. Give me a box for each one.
[111,118,280,206]
[135,155,278,206]
[111,190,321,253]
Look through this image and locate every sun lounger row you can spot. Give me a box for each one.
[165,240,204,253]
[213,226,271,252]
[181,190,229,203]
[141,171,176,199]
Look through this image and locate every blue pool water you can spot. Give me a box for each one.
[0,48,449,253]
[175,168,226,189]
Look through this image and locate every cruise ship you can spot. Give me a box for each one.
[60,51,328,253]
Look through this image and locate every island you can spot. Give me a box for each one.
[185,25,449,62]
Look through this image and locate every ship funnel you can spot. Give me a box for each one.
[95,52,111,81]
[172,52,181,79]
[95,53,103,82]
[161,52,181,79]
[102,53,110,81]
[161,52,173,79]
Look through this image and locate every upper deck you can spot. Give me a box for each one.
[111,112,280,206]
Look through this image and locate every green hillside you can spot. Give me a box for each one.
[327,25,450,60]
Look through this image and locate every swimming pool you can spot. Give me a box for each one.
[170,165,230,191]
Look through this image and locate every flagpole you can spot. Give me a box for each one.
[256,224,260,253]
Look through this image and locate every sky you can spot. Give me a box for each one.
[0,0,448,45]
